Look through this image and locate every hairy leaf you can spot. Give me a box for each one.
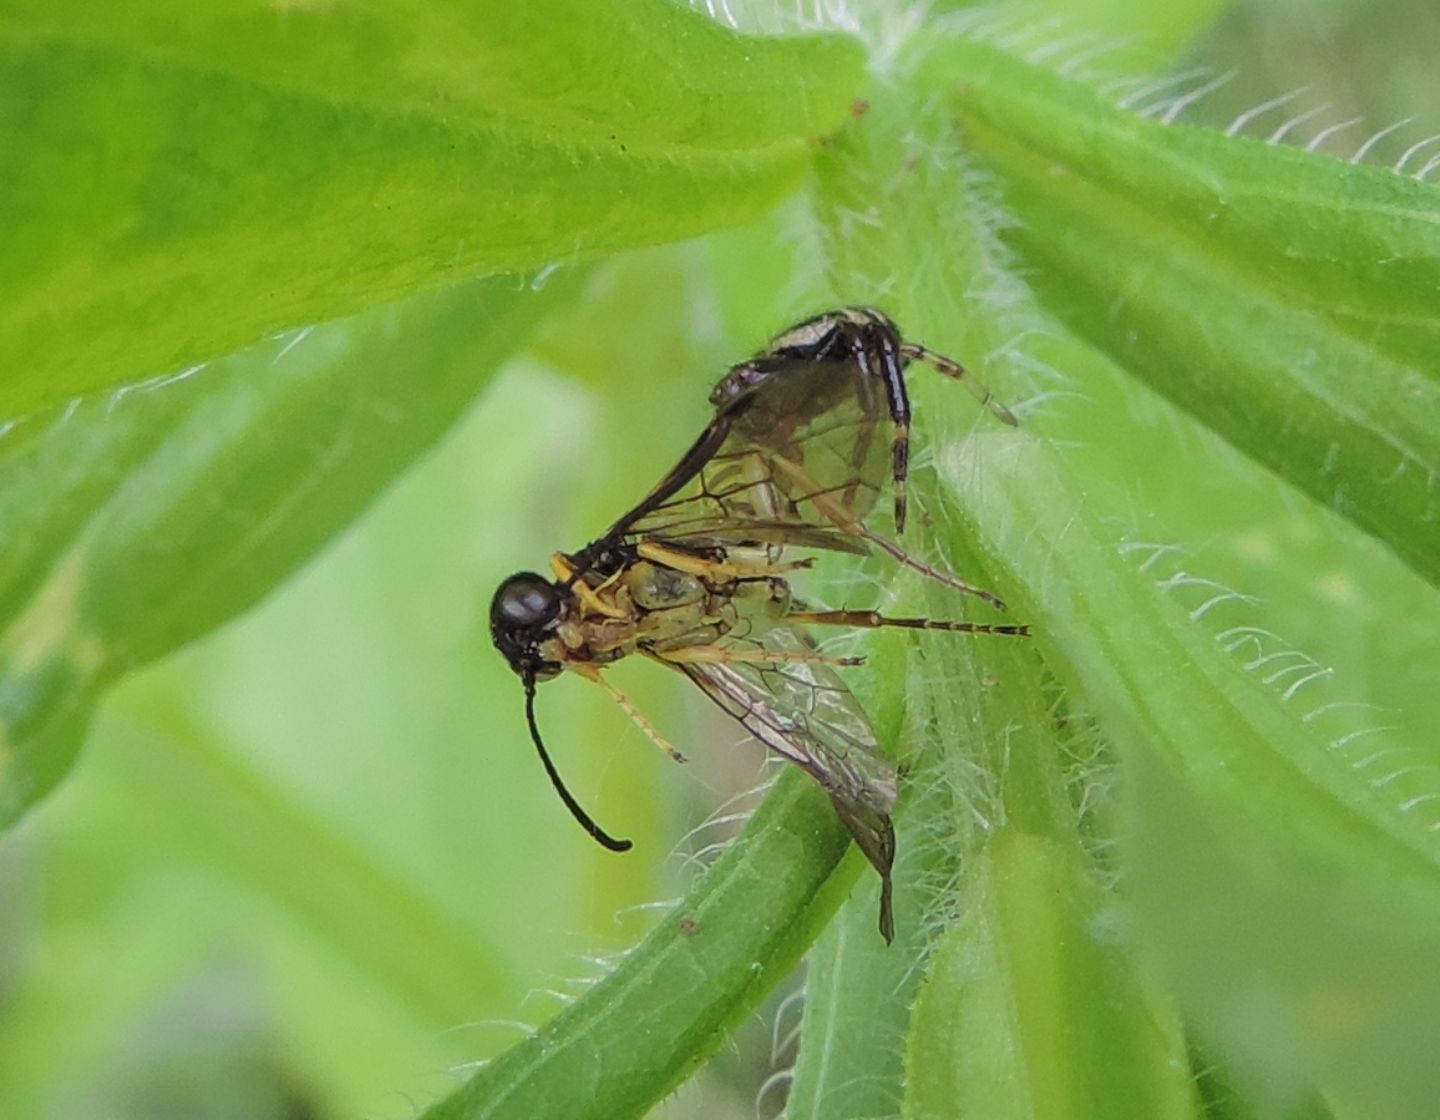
[920,38,1440,587]
[421,769,856,1120]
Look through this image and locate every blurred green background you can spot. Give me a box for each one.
[1,1,1438,1117]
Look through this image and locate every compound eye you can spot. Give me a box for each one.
[492,573,563,629]
[493,573,562,628]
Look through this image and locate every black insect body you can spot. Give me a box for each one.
[490,308,1025,942]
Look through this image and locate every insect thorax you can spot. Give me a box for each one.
[762,307,898,361]
[557,557,792,665]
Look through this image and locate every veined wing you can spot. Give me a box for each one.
[606,354,893,554]
[658,623,898,938]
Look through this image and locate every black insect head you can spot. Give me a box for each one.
[489,572,632,852]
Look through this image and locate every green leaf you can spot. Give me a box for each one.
[420,768,857,1120]
[947,433,1440,871]
[785,881,916,1120]
[0,0,865,417]
[0,272,570,825]
[0,344,699,1118]
[916,37,1440,587]
[932,0,1233,64]
[1031,0,1230,53]
[750,57,1204,1118]
[782,647,949,1120]
[939,431,1440,1116]
[806,33,1440,1114]
[905,831,1197,1120]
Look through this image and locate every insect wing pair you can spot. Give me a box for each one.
[489,308,1025,942]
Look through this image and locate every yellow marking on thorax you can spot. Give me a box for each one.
[550,552,628,619]
[636,540,809,581]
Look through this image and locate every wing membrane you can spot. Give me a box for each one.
[610,356,893,553]
[660,624,897,936]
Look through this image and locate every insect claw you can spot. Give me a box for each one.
[990,398,1020,427]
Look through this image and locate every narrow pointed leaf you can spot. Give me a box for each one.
[905,831,1198,1120]
[936,432,1440,1115]
[421,769,857,1120]
[919,39,1440,586]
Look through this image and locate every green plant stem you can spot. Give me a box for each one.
[421,769,859,1120]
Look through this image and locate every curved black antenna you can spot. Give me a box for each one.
[524,673,633,852]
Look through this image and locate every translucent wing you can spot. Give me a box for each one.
[661,624,898,939]
[608,353,894,555]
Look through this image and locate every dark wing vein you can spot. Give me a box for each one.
[661,626,897,886]
[610,356,894,553]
